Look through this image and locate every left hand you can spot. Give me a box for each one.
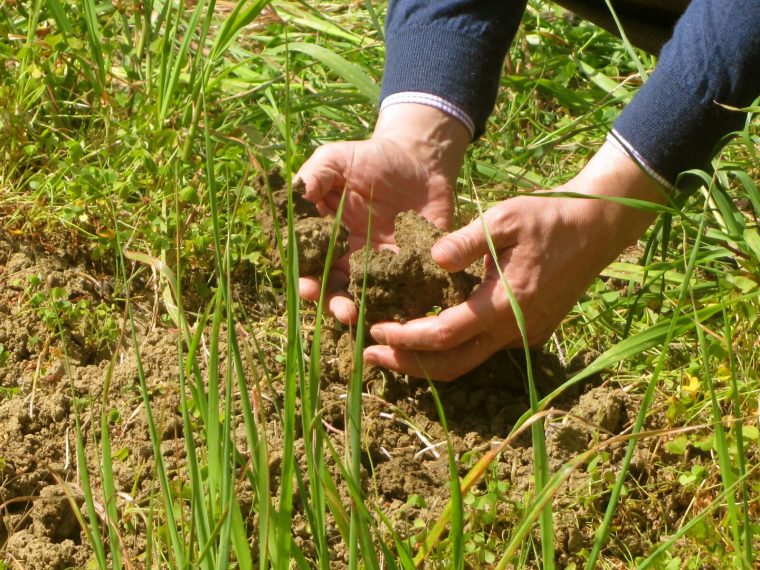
[295,103,469,324]
[363,140,667,381]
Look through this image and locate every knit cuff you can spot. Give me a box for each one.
[612,57,747,187]
[381,26,509,139]
[607,131,673,190]
[380,92,476,139]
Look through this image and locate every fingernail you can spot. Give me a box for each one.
[433,241,460,271]
[363,348,378,365]
[432,237,453,259]
[370,326,386,344]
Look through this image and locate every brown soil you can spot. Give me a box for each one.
[0,206,719,568]
[349,211,482,324]
[259,171,349,277]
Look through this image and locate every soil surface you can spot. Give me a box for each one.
[0,207,722,568]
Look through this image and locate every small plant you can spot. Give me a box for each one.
[462,475,511,566]
[0,386,19,399]
[22,275,120,354]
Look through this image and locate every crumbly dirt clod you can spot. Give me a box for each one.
[3,530,87,570]
[349,211,482,324]
[258,172,349,277]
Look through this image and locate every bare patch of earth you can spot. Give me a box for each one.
[0,207,736,568]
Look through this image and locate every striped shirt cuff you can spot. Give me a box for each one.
[608,130,674,191]
[380,91,476,139]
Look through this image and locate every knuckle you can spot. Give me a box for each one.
[449,231,476,255]
[431,322,457,350]
[310,145,339,169]
[311,144,331,160]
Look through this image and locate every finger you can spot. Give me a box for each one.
[363,333,499,381]
[299,278,357,324]
[369,279,514,351]
[431,206,517,272]
[298,276,322,301]
[298,266,349,301]
[295,143,352,203]
[329,293,358,325]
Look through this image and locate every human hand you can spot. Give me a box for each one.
[296,104,470,323]
[363,140,668,380]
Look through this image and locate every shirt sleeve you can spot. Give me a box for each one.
[612,0,760,188]
[380,0,528,139]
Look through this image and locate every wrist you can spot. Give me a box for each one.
[373,103,470,186]
[570,140,669,257]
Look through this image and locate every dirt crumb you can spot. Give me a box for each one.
[31,486,83,541]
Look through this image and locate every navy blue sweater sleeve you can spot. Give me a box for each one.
[380,0,527,138]
[613,0,760,187]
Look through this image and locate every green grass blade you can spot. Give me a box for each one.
[601,0,649,81]
[472,193,554,569]
[276,33,299,569]
[636,464,760,569]
[302,188,349,569]
[323,427,382,570]
[82,0,106,92]
[347,196,380,570]
[278,189,300,568]
[74,408,109,569]
[718,280,754,564]
[426,380,463,570]
[46,0,73,34]
[278,2,366,44]
[362,0,384,41]
[99,337,126,570]
[374,510,415,570]
[179,307,213,563]
[733,172,760,217]
[155,0,176,118]
[209,0,272,61]
[285,42,379,103]
[535,301,725,411]
[129,313,187,567]
[584,198,709,569]
[692,302,746,566]
[708,176,745,238]
[159,0,207,122]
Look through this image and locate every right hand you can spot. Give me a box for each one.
[295,103,470,324]
[363,140,667,379]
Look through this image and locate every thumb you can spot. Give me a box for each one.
[431,220,489,272]
[432,206,514,272]
[295,142,354,203]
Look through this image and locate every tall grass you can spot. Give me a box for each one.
[472,193,554,569]
[0,1,758,569]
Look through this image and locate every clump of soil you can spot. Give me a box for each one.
[259,171,349,277]
[349,211,482,324]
